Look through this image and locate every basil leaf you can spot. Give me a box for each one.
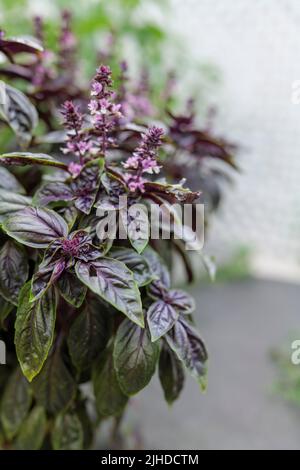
[144,180,199,204]
[110,247,154,287]
[71,158,104,215]
[159,345,185,405]
[2,206,69,248]
[95,172,127,211]
[166,289,196,315]
[32,349,76,415]
[14,406,47,450]
[147,300,179,342]
[119,205,149,254]
[34,159,104,215]
[0,189,31,223]
[0,368,32,439]
[143,246,170,288]
[0,84,38,146]
[67,295,112,372]
[15,283,57,382]
[0,35,43,57]
[75,258,144,327]
[34,181,74,207]
[0,241,28,305]
[114,319,159,396]
[93,348,128,417]
[58,270,87,308]
[51,412,83,450]
[0,152,68,170]
[59,206,78,231]
[31,258,65,301]
[166,318,208,389]
[0,167,25,193]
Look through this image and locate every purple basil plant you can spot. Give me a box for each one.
[0,15,236,450]
[0,56,209,449]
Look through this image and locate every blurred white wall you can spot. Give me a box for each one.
[170,0,300,280]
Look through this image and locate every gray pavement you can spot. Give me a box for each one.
[125,280,300,450]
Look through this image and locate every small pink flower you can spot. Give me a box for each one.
[91,81,103,96]
[62,141,76,154]
[76,140,92,154]
[68,162,83,178]
[123,155,140,170]
[98,98,110,114]
[88,100,98,114]
[125,174,146,193]
[111,103,122,117]
[141,157,161,174]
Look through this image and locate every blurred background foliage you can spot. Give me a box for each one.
[0,0,221,113]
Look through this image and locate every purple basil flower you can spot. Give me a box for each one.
[58,10,77,71]
[124,174,146,193]
[68,162,83,178]
[141,156,161,174]
[33,16,44,44]
[61,100,92,163]
[88,64,123,155]
[123,126,164,191]
[61,100,83,131]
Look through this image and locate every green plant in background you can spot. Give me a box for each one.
[1,0,169,82]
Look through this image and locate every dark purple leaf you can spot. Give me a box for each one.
[166,289,195,314]
[68,295,112,371]
[15,283,57,382]
[95,172,127,211]
[143,246,170,288]
[159,344,185,405]
[0,152,68,170]
[75,258,144,327]
[93,347,128,417]
[71,159,104,215]
[31,258,66,301]
[166,318,208,389]
[32,348,76,415]
[144,181,200,204]
[34,182,74,207]
[57,270,87,308]
[0,35,43,58]
[0,241,28,306]
[110,247,154,286]
[113,318,159,395]
[0,64,33,81]
[0,84,38,146]
[0,167,25,194]
[58,206,78,231]
[0,189,31,222]
[2,207,69,248]
[35,159,104,214]
[147,299,178,342]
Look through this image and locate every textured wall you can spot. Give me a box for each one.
[170,0,300,279]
